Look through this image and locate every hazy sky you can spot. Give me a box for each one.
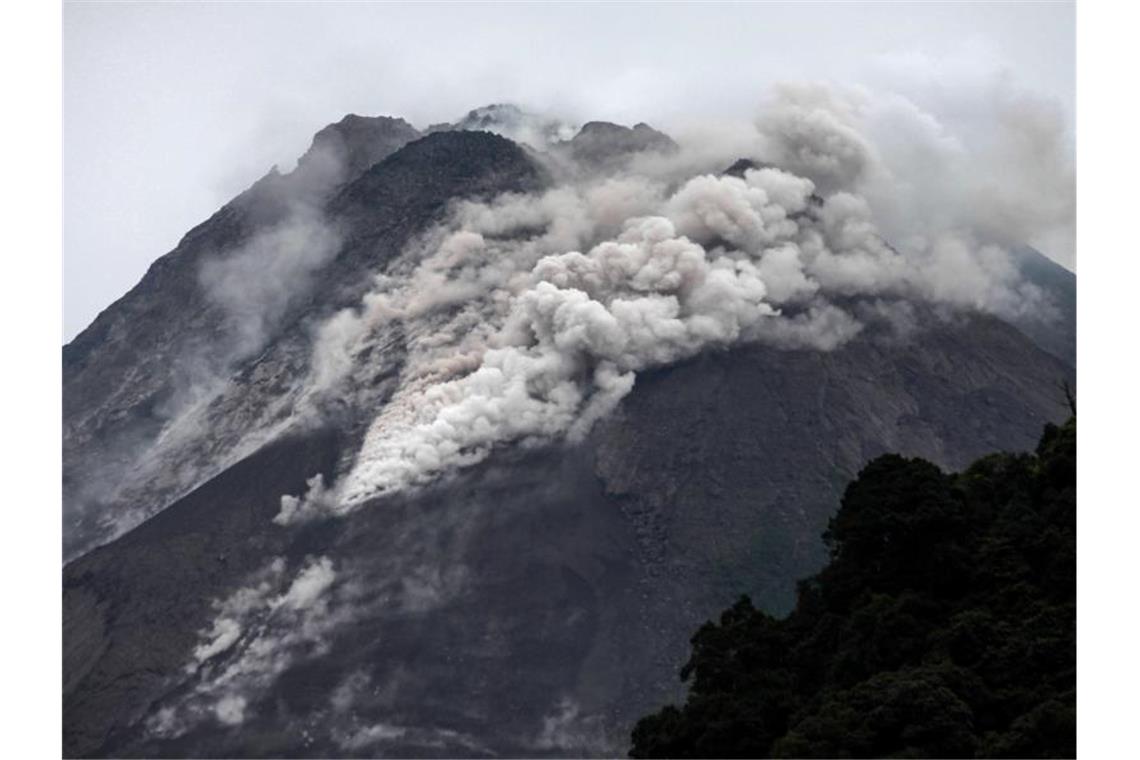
[63,1,1074,340]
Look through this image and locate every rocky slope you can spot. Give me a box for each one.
[63,313,1072,758]
[63,106,1075,757]
[63,122,541,560]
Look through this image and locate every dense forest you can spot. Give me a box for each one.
[630,417,1076,758]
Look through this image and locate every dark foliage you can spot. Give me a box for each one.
[630,418,1075,758]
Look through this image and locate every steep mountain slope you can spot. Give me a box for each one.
[64,320,1071,757]
[1007,245,1076,366]
[63,107,1075,758]
[63,124,542,559]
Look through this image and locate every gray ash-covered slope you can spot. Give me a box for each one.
[1008,244,1076,366]
[62,117,540,560]
[62,113,421,558]
[63,108,1074,758]
[64,317,1072,758]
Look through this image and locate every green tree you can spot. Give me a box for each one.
[630,418,1075,759]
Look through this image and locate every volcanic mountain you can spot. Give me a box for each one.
[63,106,1074,758]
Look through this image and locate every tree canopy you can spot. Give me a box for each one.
[630,417,1075,758]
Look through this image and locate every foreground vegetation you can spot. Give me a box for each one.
[631,418,1076,758]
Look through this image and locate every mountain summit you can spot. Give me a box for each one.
[428,102,577,148]
[63,105,1074,758]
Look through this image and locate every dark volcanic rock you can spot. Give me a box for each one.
[62,111,1076,758]
[592,313,1073,616]
[722,157,766,178]
[64,311,1073,758]
[427,103,576,148]
[562,121,678,169]
[329,130,546,240]
[291,114,423,197]
[64,430,341,758]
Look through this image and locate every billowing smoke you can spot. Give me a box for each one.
[273,81,1072,518]
[128,81,1074,743]
[330,172,864,507]
[755,82,1075,268]
[65,75,1073,561]
[757,85,873,194]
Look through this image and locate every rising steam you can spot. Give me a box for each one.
[134,80,1075,736]
[273,81,1072,519]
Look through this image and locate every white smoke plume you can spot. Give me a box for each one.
[69,79,1073,557]
[148,555,352,737]
[754,81,1075,267]
[246,81,1073,521]
[279,91,1068,517]
[132,80,1074,742]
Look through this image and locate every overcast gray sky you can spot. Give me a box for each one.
[63,1,1074,341]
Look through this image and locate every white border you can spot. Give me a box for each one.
[1,0,63,757]
[1077,1,1140,757]
[3,0,1135,756]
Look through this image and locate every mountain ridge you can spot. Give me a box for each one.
[63,105,1075,757]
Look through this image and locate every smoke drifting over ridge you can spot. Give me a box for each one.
[269,81,1073,519]
[200,208,343,360]
[756,82,1075,270]
[63,136,363,559]
[113,81,1076,746]
[65,79,1074,555]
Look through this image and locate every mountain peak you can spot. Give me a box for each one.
[428,103,577,148]
[564,119,678,167]
[291,114,422,192]
[63,101,1074,760]
[723,157,765,178]
[453,103,527,127]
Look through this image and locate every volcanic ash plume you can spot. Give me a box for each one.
[275,82,1071,519]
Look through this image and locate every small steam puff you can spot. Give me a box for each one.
[200,207,343,361]
[148,556,347,737]
[271,81,1070,521]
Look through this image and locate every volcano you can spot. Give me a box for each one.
[63,107,1074,758]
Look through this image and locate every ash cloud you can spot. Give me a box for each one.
[281,80,1071,512]
[147,82,1070,523]
[754,81,1075,269]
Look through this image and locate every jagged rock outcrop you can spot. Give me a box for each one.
[561,120,678,168]
[291,114,423,196]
